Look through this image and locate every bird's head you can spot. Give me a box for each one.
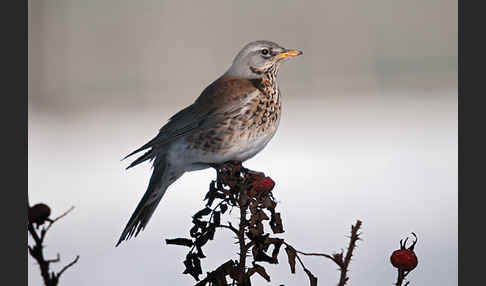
[226,40,302,79]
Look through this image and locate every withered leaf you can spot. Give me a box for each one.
[182,254,200,281]
[213,211,221,226]
[194,207,212,219]
[263,197,277,210]
[192,255,202,275]
[285,246,297,274]
[253,264,271,282]
[213,272,228,286]
[195,232,210,247]
[205,192,216,207]
[165,238,193,247]
[270,212,285,234]
[220,259,237,276]
[249,201,258,215]
[210,180,217,191]
[271,240,283,261]
[204,181,217,206]
[190,224,200,238]
[207,224,216,240]
[250,213,257,225]
[249,226,260,237]
[192,218,208,229]
[253,246,277,264]
[196,245,206,258]
[256,221,264,235]
[304,268,318,286]
[219,203,228,214]
[258,210,270,221]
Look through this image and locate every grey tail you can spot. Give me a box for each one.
[116,159,168,247]
[123,138,158,170]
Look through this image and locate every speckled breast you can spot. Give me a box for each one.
[187,73,281,158]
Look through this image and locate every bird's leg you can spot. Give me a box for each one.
[214,161,244,177]
[229,161,244,177]
[209,163,226,189]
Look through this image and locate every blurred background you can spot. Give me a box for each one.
[28,0,457,285]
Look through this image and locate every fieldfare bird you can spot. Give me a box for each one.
[117,40,302,246]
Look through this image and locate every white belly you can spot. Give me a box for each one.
[167,126,278,171]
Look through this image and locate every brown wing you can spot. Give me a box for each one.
[123,76,259,168]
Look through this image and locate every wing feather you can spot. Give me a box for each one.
[123,76,258,167]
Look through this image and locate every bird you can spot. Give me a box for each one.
[116,40,302,246]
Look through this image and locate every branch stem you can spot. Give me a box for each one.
[236,188,249,285]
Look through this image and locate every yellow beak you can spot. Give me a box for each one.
[275,49,303,59]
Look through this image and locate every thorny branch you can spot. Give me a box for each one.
[28,204,79,286]
[391,233,418,286]
[395,270,411,286]
[165,162,363,286]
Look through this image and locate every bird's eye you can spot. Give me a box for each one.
[261,48,270,55]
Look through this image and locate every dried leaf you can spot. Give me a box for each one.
[193,255,202,275]
[194,207,212,219]
[207,224,216,240]
[271,240,283,261]
[220,203,228,214]
[213,211,221,226]
[258,210,270,221]
[204,181,217,206]
[270,212,285,234]
[285,246,297,274]
[304,268,318,286]
[248,226,257,237]
[195,232,210,247]
[249,213,257,225]
[190,224,200,238]
[253,245,277,264]
[165,238,193,247]
[182,254,200,281]
[205,193,216,207]
[249,201,258,214]
[251,264,271,282]
[256,221,264,235]
[196,245,206,258]
[263,197,276,210]
[209,180,217,192]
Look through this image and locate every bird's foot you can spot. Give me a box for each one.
[230,162,265,178]
[243,169,265,178]
[211,161,265,182]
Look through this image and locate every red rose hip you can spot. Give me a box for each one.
[390,232,419,271]
[253,176,275,193]
[29,203,51,225]
[390,249,418,271]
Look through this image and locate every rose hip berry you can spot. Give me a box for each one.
[391,249,418,271]
[253,176,275,193]
[28,203,51,226]
[390,232,418,271]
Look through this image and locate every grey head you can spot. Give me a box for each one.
[225,40,302,79]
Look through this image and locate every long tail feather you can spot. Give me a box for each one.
[122,137,157,161]
[116,158,183,246]
[116,159,166,246]
[125,150,154,170]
